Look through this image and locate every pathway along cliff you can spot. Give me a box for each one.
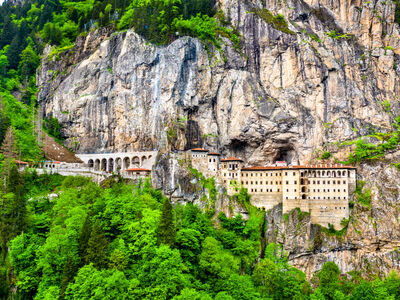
[37,0,400,276]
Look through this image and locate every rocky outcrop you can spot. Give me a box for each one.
[37,0,400,276]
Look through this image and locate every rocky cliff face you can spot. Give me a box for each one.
[37,0,400,276]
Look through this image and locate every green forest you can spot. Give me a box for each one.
[0,162,399,299]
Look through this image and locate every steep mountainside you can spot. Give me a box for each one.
[37,0,400,275]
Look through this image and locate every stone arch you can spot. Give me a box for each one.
[101,159,107,171]
[317,171,321,177]
[327,171,331,176]
[141,156,147,166]
[342,170,346,176]
[322,171,325,176]
[88,159,94,168]
[301,186,306,193]
[332,171,336,177]
[116,157,122,173]
[302,194,306,199]
[123,157,130,170]
[108,158,114,172]
[95,159,100,171]
[132,156,140,167]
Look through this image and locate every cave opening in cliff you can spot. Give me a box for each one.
[228,139,248,157]
[275,146,295,163]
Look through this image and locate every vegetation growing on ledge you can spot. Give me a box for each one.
[354,180,372,209]
[250,8,296,35]
[341,115,400,164]
[189,167,217,215]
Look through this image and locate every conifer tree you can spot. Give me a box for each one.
[85,220,108,269]
[78,215,91,265]
[0,127,17,159]
[0,161,26,257]
[157,198,176,247]
[59,255,78,300]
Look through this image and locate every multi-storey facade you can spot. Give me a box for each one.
[189,149,356,228]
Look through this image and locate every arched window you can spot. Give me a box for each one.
[108,158,114,172]
[132,156,140,167]
[88,159,94,168]
[123,157,130,170]
[342,171,346,176]
[101,159,107,171]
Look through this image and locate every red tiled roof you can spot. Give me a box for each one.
[125,168,151,172]
[15,160,28,165]
[191,148,209,152]
[241,164,356,171]
[208,152,221,156]
[221,157,243,162]
[242,166,282,171]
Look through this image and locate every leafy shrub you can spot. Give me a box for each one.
[250,8,295,35]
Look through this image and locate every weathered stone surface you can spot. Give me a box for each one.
[37,0,400,276]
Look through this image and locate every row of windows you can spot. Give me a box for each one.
[311,189,346,193]
[250,188,281,193]
[310,196,347,200]
[224,173,238,178]
[242,181,282,185]
[311,180,346,185]
[222,163,240,170]
[306,170,348,177]
[208,158,217,163]
[192,154,207,158]
[284,196,347,200]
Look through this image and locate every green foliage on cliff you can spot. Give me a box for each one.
[342,115,400,164]
[118,0,240,53]
[250,8,295,35]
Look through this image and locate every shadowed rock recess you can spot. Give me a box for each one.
[37,0,400,276]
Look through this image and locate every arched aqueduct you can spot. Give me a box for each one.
[76,151,157,173]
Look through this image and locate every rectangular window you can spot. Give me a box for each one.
[293,172,295,176]
[285,172,288,176]
[286,181,289,184]
[294,181,297,184]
